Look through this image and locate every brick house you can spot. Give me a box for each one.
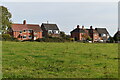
[95,28,110,42]
[70,25,89,41]
[9,20,42,40]
[41,23,60,38]
[71,25,101,42]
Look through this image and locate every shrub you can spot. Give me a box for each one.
[0,35,2,41]
[86,36,92,41]
[2,34,12,41]
[36,37,71,42]
[70,38,75,41]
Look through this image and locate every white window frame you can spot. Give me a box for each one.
[20,31,22,34]
[23,30,26,33]
[102,34,106,37]
[48,30,52,34]
[94,34,97,36]
[29,35,32,39]
[28,30,33,33]
[23,35,27,39]
[34,32,37,35]
[54,30,59,34]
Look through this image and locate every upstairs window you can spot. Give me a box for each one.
[23,30,26,32]
[54,30,59,34]
[28,30,33,33]
[48,30,52,34]
[107,34,109,38]
[102,34,106,37]
[34,32,37,35]
[20,31,22,34]
[94,34,97,36]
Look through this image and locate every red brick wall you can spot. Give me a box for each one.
[13,31,42,40]
[71,32,80,40]
[37,32,42,39]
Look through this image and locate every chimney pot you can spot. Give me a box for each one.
[90,26,93,29]
[23,20,26,25]
[77,25,80,28]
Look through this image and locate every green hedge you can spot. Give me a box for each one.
[1,34,18,41]
[36,37,71,42]
[1,34,12,41]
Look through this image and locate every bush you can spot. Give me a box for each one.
[70,38,75,41]
[36,37,71,42]
[2,34,12,41]
[108,37,115,43]
[0,35,2,41]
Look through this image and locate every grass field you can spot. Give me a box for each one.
[2,41,118,78]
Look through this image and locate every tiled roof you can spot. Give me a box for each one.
[41,23,59,30]
[114,31,120,37]
[12,24,42,32]
[70,28,86,33]
[95,28,109,34]
[86,29,98,34]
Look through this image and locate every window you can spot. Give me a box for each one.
[23,35,26,39]
[20,31,22,34]
[48,30,52,34]
[107,34,109,38]
[54,30,59,34]
[29,35,32,39]
[28,30,33,33]
[102,34,106,37]
[23,30,26,32]
[34,32,37,35]
[94,34,97,36]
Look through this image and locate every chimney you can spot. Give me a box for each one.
[82,25,84,29]
[77,25,80,28]
[90,26,93,29]
[23,20,26,25]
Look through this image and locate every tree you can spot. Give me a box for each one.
[109,36,115,43]
[113,31,120,42]
[86,36,92,41]
[0,6,12,34]
[60,31,66,38]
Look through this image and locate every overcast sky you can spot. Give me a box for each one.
[2,2,118,36]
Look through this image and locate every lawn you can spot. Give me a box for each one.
[2,41,118,78]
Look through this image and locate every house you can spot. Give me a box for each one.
[70,25,108,42]
[70,25,89,41]
[9,20,42,40]
[41,23,60,38]
[95,28,110,42]
[113,30,120,43]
